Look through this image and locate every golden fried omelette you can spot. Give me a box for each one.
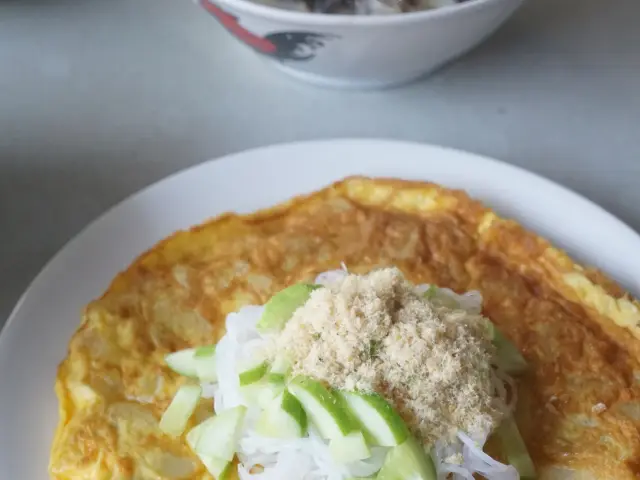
[50,177,640,479]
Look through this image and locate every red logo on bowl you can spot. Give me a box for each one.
[200,0,336,61]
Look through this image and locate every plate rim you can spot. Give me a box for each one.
[3,137,640,339]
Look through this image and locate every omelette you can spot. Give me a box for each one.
[49,177,640,479]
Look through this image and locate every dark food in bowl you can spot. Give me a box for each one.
[261,0,473,15]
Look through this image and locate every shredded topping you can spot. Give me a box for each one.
[274,267,503,444]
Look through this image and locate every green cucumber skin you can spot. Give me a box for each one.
[281,389,308,433]
[339,390,410,446]
[194,345,216,357]
[255,390,306,439]
[289,376,356,437]
[165,347,218,382]
[239,362,269,386]
[335,390,378,445]
[267,373,286,384]
[257,284,322,332]
[268,356,292,384]
[360,392,410,443]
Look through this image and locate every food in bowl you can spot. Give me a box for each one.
[252,0,471,16]
[49,177,640,479]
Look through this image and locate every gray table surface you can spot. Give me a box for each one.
[1,0,639,330]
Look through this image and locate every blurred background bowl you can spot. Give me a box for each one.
[197,0,525,89]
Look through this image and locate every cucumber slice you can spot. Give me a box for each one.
[200,455,234,480]
[195,406,247,461]
[165,346,218,382]
[159,385,202,437]
[239,361,269,386]
[267,373,286,384]
[241,382,284,409]
[489,323,528,374]
[281,389,308,433]
[256,284,321,333]
[329,431,371,464]
[377,437,437,480]
[195,345,216,357]
[288,376,355,439]
[339,391,409,447]
[187,418,237,479]
[195,346,218,382]
[496,417,537,479]
[165,349,200,377]
[256,390,308,438]
[186,421,207,451]
[196,361,218,383]
[268,356,292,384]
[255,401,298,438]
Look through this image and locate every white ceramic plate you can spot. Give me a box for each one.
[1,139,639,478]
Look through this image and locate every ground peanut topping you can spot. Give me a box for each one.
[275,267,503,444]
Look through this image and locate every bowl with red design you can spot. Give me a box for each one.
[196,0,524,89]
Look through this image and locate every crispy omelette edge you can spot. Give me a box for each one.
[49,175,640,476]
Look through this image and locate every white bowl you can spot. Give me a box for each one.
[196,0,524,89]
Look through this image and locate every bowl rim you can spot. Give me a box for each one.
[200,0,514,27]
